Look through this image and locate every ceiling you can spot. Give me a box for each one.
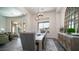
[0,7,26,17]
[0,7,63,17]
[26,7,57,14]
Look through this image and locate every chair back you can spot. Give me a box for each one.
[20,33,35,51]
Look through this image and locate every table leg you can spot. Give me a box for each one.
[38,40,42,51]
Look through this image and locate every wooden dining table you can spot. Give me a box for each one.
[35,33,47,51]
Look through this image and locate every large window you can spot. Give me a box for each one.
[38,21,49,33]
[65,7,79,33]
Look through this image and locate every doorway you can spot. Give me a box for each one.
[11,21,21,34]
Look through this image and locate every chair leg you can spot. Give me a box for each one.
[36,42,39,51]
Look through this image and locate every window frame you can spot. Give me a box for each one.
[38,21,49,32]
[65,7,79,33]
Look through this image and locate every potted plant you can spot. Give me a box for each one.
[67,28,75,34]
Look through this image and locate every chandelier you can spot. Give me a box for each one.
[35,8,49,20]
[35,8,44,20]
[36,13,44,20]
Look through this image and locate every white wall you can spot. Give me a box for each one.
[30,9,66,39]
[30,12,57,38]
[0,16,6,32]
[0,9,35,33]
[4,10,32,32]
[5,16,26,32]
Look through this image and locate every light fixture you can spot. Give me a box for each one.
[0,28,5,32]
[35,8,49,21]
[13,22,18,25]
[35,8,44,20]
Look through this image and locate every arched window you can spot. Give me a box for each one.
[64,7,79,33]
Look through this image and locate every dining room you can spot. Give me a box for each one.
[0,7,65,51]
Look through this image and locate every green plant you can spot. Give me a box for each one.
[67,28,75,34]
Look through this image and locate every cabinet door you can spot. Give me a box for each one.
[71,39,79,51]
[65,39,71,51]
[62,36,66,49]
[58,34,64,44]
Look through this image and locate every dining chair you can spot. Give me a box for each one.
[20,32,35,51]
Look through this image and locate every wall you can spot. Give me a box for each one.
[0,9,35,33]
[5,16,26,32]
[30,9,66,39]
[0,16,6,32]
[30,11,57,38]
[4,10,32,32]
